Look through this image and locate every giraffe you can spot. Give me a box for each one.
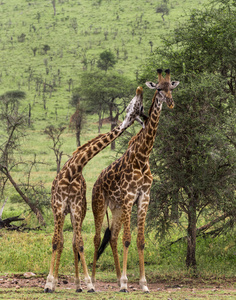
[91,69,179,293]
[44,86,144,294]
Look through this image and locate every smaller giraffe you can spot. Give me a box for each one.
[44,87,145,294]
[123,86,148,128]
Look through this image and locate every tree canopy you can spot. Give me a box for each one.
[141,0,236,269]
[97,50,117,72]
[75,71,136,138]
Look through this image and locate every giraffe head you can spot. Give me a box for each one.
[145,69,179,109]
[120,86,144,130]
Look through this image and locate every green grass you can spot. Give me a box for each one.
[0,288,236,300]
[0,227,235,278]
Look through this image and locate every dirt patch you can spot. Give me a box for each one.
[0,274,235,293]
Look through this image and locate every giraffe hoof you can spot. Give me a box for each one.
[88,288,95,293]
[120,289,129,293]
[144,290,150,294]
[76,288,83,293]
[44,288,53,293]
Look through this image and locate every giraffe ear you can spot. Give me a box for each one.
[170,81,179,89]
[145,81,157,89]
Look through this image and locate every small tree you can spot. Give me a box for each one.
[70,91,86,147]
[0,94,46,225]
[156,3,169,22]
[31,47,38,56]
[44,125,66,174]
[97,50,117,72]
[43,44,50,54]
[149,41,153,52]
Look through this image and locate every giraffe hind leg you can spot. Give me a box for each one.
[71,213,95,293]
[109,209,123,288]
[91,191,107,284]
[44,214,65,293]
[137,196,150,293]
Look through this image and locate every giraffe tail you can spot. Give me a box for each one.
[97,211,111,260]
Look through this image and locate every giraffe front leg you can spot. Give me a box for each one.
[44,252,56,293]
[120,205,132,293]
[137,245,149,293]
[137,198,150,293]
[120,244,129,293]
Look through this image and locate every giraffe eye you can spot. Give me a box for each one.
[157,88,162,92]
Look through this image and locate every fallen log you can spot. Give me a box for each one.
[0,215,25,229]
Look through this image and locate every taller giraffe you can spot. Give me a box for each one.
[44,87,144,294]
[91,69,179,293]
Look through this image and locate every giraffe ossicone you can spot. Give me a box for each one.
[91,69,179,293]
[44,86,146,294]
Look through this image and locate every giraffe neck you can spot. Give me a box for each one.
[130,94,162,163]
[63,124,125,181]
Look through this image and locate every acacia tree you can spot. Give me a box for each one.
[142,0,236,270]
[77,71,136,149]
[0,93,46,225]
[70,91,86,147]
[97,50,117,72]
[156,2,169,22]
[44,125,66,174]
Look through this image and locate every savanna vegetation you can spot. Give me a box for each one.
[0,0,235,298]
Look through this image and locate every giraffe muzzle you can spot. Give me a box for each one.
[166,98,174,109]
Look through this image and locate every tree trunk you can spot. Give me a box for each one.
[98,110,102,133]
[76,128,81,147]
[52,0,56,16]
[186,197,197,269]
[28,103,31,126]
[110,121,117,150]
[109,103,118,150]
[75,110,82,147]
[2,167,45,225]
[56,151,63,174]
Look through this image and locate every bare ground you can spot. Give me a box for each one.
[0,273,235,293]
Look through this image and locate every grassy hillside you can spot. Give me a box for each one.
[0,0,209,122]
[0,0,209,205]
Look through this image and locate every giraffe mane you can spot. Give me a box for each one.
[72,133,104,155]
[128,127,143,147]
